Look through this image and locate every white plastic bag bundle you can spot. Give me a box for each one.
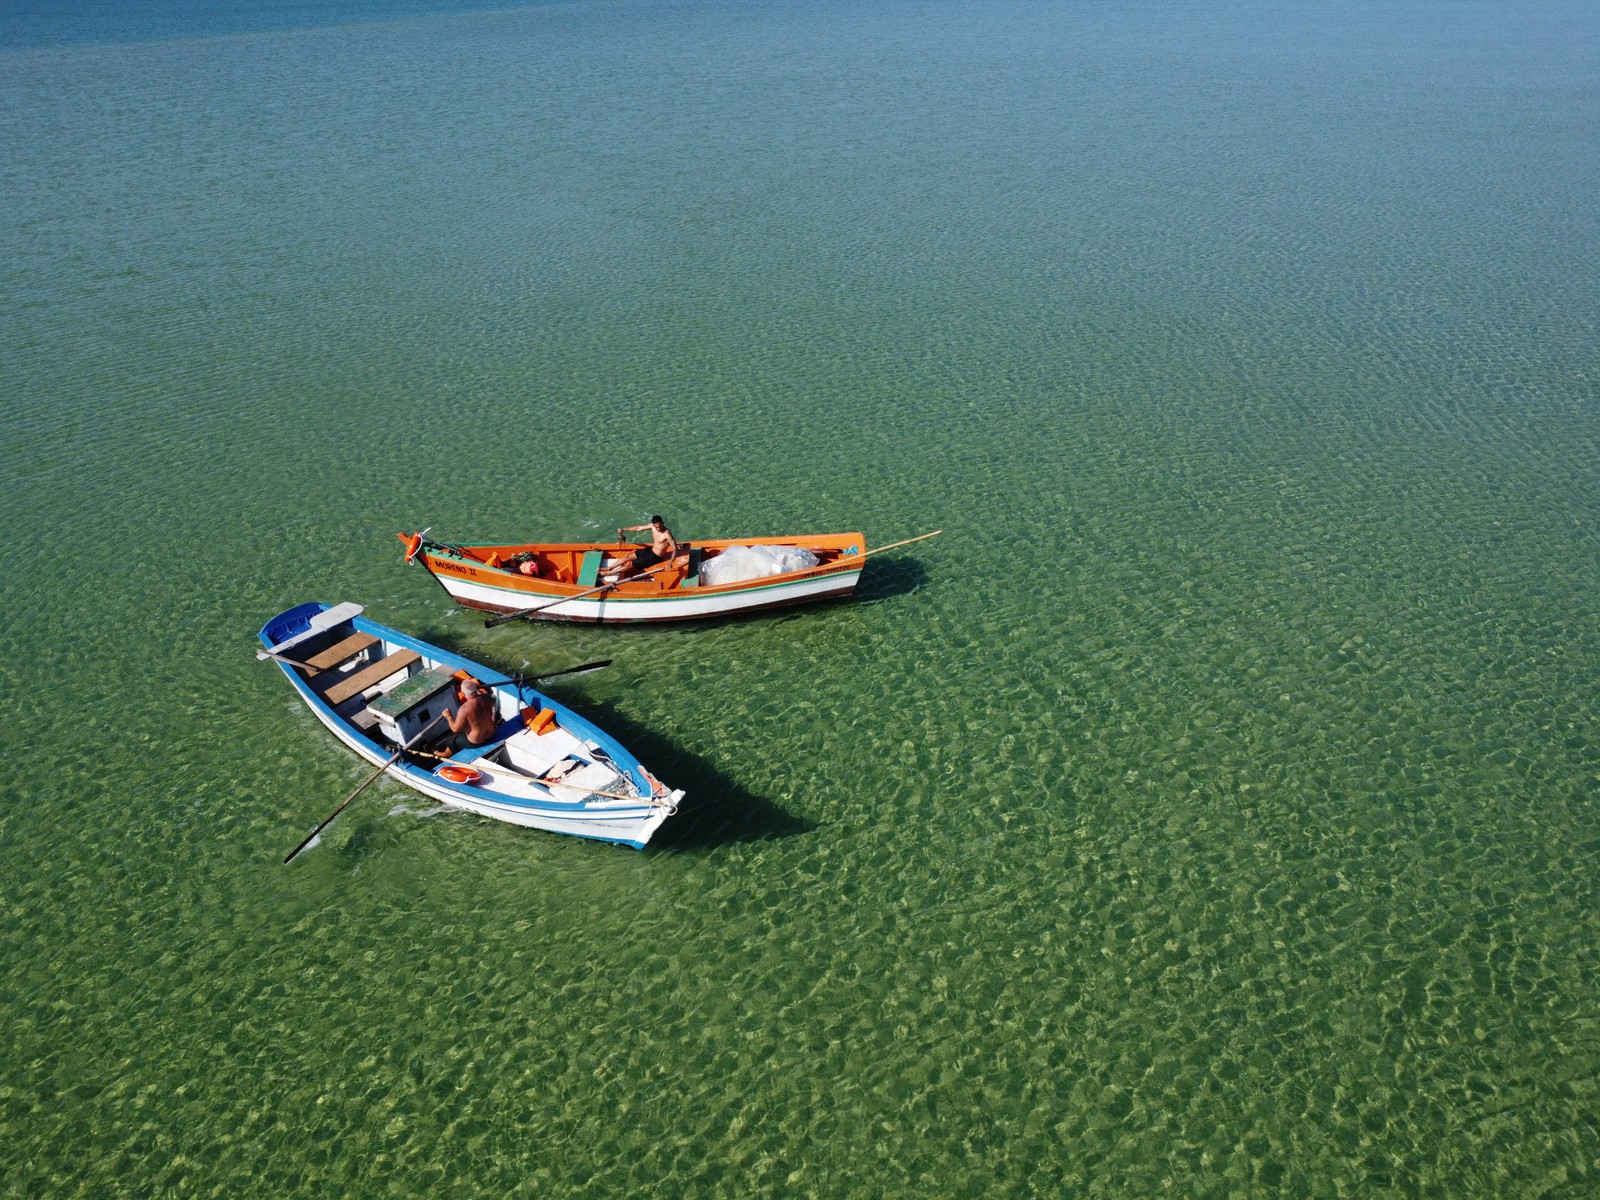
[700,544,819,586]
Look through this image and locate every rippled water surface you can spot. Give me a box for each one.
[3,1,1597,1194]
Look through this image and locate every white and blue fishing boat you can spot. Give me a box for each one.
[259,602,682,850]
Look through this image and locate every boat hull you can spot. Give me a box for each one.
[407,532,868,624]
[435,564,861,621]
[260,602,680,849]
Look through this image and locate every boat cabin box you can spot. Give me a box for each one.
[366,664,459,746]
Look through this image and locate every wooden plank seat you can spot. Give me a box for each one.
[318,650,421,706]
[265,602,365,659]
[265,624,362,670]
[301,631,380,673]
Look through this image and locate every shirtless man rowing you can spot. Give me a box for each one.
[607,515,678,581]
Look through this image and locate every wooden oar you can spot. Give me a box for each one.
[530,659,611,682]
[473,660,613,694]
[483,560,674,628]
[537,774,677,807]
[409,750,672,806]
[282,711,449,864]
[257,648,320,673]
[260,646,610,688]
[813,529,943,572]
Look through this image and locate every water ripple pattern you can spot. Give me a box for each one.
[2,0,1597,1195]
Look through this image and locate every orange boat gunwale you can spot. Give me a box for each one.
[419,532,868,601]
[401,530,874,622]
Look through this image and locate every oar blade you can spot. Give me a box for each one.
[281,711,448,865]
[283,828,323,865]
[532,659,612,683]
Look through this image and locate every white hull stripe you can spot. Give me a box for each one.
[436,569,861,620]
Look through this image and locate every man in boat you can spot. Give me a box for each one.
[441,678,497,753]
[607,515,679,581]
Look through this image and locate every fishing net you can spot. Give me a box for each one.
[699,544,819,586]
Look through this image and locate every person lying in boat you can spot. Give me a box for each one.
[505,550,542,577]
[441,678,497,753]
[607,515,679,581]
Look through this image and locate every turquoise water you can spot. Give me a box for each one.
[3,0,1597,1193]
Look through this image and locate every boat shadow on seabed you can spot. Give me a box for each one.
[845,555,929,606]
[398,630,812,849]
[670,554,931,631]
[564,697,814,850]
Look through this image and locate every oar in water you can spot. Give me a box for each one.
[528,659,611,683]
[484,560,674,628]
[283,711,448,865]
[473,660,613,695]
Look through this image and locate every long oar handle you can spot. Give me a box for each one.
[815,529,943,572]
[260,649,605,696]
[283,711,449,864]
[484,561,674,628]
[412,754,672,806]
[530,659,612,683]
[257,648,321,673]
[536,774,677,807]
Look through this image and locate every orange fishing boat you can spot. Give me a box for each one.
[398,529,939,625]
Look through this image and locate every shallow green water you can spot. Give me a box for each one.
[3,1,1597,1194]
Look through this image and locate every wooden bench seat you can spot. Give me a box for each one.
[319,650,421,706]
[301,631,380,672]
[266,602,365,659]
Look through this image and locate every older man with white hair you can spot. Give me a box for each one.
[442,677,496,754]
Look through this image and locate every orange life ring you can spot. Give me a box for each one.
[399,532,425,563]
[437,764,483,785]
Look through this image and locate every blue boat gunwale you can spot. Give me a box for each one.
[258,601,653,810]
